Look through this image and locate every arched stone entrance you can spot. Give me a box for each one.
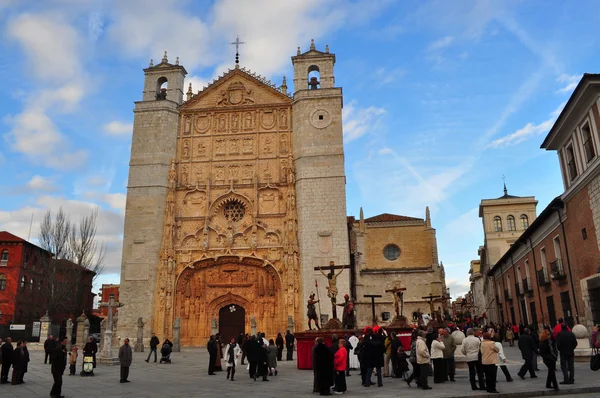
[219,304,246,341]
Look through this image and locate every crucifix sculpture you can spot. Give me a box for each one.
[422,292,442,316]
[99,293,124,359]
[364,294,382,325]
[314,261,350,319]
[385,285,407,319]
[229,35,246,66]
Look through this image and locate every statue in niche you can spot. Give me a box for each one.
[225,227,234,248]
[158,291,165,312]
[287,168,295,184]
[264,137,273,153]
[280,110,287,127]
[230,139,240,154]
[250,233,258,251]
[182,140,190,158]
[174,219,182,242]
[167,256,176,273]
[215,139,225,155]
[197,142,207,157]
[184,116,192,134]
[195,168,204,184]
[218,115,227,131]
[168,160,177,188]
[280,135,288,154]
[244,112,253,130]
[181,166,189,186]
[232,114,239,131]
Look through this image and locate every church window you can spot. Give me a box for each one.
[0,274,6,291]
[308,65,320,90]
[383,244,400,261]
[493,216,502,232]
[565,144,578,182]
[156,77,168,100]
[1,250,8,266]
[224,200,246,222]
[507,215,516,231]
[581,122,596,163]
[520,214,529,230]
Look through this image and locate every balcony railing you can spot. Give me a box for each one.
[504,289,512,301]
[537,268,550,286]
[551,259,567,280]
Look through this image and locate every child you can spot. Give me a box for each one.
[68,347,78,375]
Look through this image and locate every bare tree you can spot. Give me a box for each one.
[38,207,105,318]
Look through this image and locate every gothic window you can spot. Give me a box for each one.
[224,200,246,222]
[1,250,8,266]
[507,215,516,231]
[493,216,503,232]
[520,214,529,230]
[0,274,6,291]
[581,122,596,163]
[383,244,401,261]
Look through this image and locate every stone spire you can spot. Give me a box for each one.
[186,82,193,101]
[325,44,330,54]
[503,182,508,196]
[280,76,288,94]
[425,206,431,228]
[310,39,316,51]
[297,46,301,55]
[359,207,365,232]
[162,50,168,63]
[149,59,153,67]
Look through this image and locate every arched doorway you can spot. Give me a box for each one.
[219,304,245,341]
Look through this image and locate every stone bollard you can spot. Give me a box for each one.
[76,312,88,349]
[135,317,145,352]
[99,318,106,353]
[573,324,592,361]
[40,311,52,341]
[451,330,467,368]
[173,318,181,352]
[66,318,74,352]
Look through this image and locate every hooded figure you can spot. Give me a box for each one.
[314,338,332,395]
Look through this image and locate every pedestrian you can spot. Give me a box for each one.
[207,335,217,376]
[314,337,332,395]
[553,318,570,339]
[44,335,55,364]
[312,338,320,393]
[223,337,241,381]
[539,329,559,391]
[506,327,514,347]
[431,329,446,383]
[145,333,160,363]
[494,334,512,382]
[343,336,352,376]
[0,337,13,384]
[246,335,258,379]
[240,333,248,365]
[513,324,519,341]
[11,341,23,385]
[50,337,67,398]
[19,340,29,383]
[257,340,269,381]
[267,339,278,376]
[480,332,499,393]
[405,330,420,387]
[364,326,384,387]
[118,338,133,383]
[68,346,78,376]
[517,328,537,379]
[275,333,284,361]
[83,336,98,368]
[556,323,577,385]
[214,333,223,372]
[349,332,359,370]
[383,332,393,377]
[390,332,401,378]
[329,334,339,389]
[416,329,431,390]
[285,330,295,361]
[591,325,600,348]
[356,334,367,385]
[532,327,541,371]
[441,328,456,382]
[333,339,348,394]
[462,328,485,390]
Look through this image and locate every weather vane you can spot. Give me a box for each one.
[229,35,246,67]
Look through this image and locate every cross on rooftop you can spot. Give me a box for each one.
[229,35,246,66]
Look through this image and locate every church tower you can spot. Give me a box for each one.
[291,40,351,320]
[117,53,186,340]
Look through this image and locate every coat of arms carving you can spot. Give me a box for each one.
[217,81,255,106]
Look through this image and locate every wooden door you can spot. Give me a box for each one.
[219,304,245,341]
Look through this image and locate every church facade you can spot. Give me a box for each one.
[117,42,350,344]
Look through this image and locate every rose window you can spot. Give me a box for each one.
[224,201,245,222]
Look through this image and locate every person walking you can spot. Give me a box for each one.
[314,337,332,396]
[405,330,420,387]
[390,332,401,378]
[383,333,393,377]
[532,328,541,371]
[553,318,570,339]
[349,332,359,370]
[275,333,284,362]
[145,333,160,363]
[431,330,446,383]
[329,334,340,389]
[223,337,241,381]
[0,337,13,384]
[83,336,98,369]
[19,340,29,383]
[118,338,133,383]
[68,347,78,376]
[556,323,577,385]
[462,328,484,390]
[333,339,348,394]
[494,334,513,382]
[257,340,269,382]
[441,328,456,382]
[506,327,514,347]
[267,339,278,376]
[246,335,259,379]
[480,332,499,393]
[517,328,537,379]
[50,337,67,398]
[240,333,248,365]
[44,335,55,364]
[11,341,24,385]
[539,329,559,391]
[207,335,217,376]
[364,327,384,387]
[285,330,295,361]
[416,330,432,390]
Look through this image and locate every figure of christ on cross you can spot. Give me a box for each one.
[421,292,441,323]
[385,285,407,319]
[314,261,350,320]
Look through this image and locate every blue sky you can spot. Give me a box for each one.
[0,0,596,299]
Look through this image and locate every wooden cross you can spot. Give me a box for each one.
[364,294,382,325]
[421,292,441,315]
[314,261,351,320]
[229,35,246,65]
[385,285,407,319]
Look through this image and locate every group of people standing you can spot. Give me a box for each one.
[0,337,30,385]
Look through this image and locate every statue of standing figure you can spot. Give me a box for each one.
[336,294,355,329]
[307,293,320,330]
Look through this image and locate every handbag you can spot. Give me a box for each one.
[590,348,600,371]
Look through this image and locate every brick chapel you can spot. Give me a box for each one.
[117,41,447,345]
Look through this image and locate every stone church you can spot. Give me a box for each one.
[117,41,446,345]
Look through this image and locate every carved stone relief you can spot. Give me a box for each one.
[183,116,192,135]
[182,140,190,159]
[195,113,210,134]
[259,188,280,214]
[280,134,289,154]
[216,82,255,106]
[215,139,226,156]
[261,109,276,130]
[217,114,228,133]
[243,112,255,131]
[241,137,254,154]
[196,139,209,158]
[183,191,206,215]
[279,109,288,128]
[261,134,276,156]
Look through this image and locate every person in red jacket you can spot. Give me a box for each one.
[553,318,571,340]
[333,339,348,395]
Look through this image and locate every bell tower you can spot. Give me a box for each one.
[117,52,186,341]
[291,40,351,317]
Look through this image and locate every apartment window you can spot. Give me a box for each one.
[566,144,578,182]
[507,215,516,231]
[20,276,26,291]
[494,216,503,232]
[38,279,42,292]
[520,214,529,230]
[23,251,29,268]
[0,274,6,291]
[1,250,8,266]
[540,247,548,271]
[553,236,562,271]
[29,278,34,293]
[581,122,596,163]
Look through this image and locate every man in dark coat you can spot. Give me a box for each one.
[118,338,133,383]
[390,333,402,378]
[517,328,537,379]
[285,330,295,361]
[240,334,248,365]
[314,337,332,395]
[365,327,384,387]
[206,335,217,375]
[276,333,284,361]
[83,337,98,368]
[556,323,577,384]
[44,335,55,364]
[19,340,30,383]
[0,337,13,384]
[11,341,24,385]
[146,333,160,363]
[257,340,269,381]
[329,334,339,388]
[50,337,67,398]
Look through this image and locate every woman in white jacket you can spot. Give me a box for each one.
[494,334,513,382]
[223,338,242,381]
[431,330,446,384]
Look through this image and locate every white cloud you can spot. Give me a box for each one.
[342,100,387,143]
[487,102,566,148]
[556,73,580,94]
[103,121,133,136]
[102,193,127,213]
[428,35,454,51]
[26,175,57,192]
[446,278,471,298]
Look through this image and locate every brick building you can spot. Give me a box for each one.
[0,231,96,325]
[97,284,120,317]
[489,73,600,330]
